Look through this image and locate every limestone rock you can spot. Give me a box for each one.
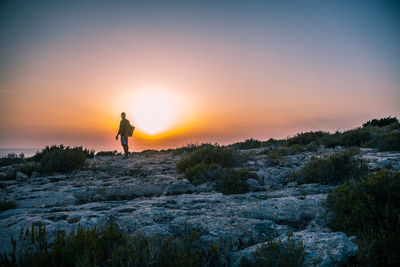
[16,171,28,181]
[165,179,194,195]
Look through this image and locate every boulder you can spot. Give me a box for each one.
[246,178,263,192]
[165,179,194,195]
[281,230,358,266]
[247,194,326,228]
[16,171,28,181]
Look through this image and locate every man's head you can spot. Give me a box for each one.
[121,112,126,119]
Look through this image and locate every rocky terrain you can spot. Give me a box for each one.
[1,147,399,266]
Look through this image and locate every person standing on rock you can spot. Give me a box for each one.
[115,112,134,159]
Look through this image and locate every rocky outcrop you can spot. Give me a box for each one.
[2,148,397,265]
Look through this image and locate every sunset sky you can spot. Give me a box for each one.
[1,0,399,152]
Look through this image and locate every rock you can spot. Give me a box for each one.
[165,179,195,195]
[0,172,6,180]
[247,194,326,228]
[233,231,358,267]
[68,215,81,224]
[134,224,170,237]
[194,181,216,192]
[16,171,28,181]
[30,171,40,178]
[246,178,263,191]
[5,168,15,179]
[281,231,358,266]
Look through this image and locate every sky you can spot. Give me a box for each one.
[0,0,399,152]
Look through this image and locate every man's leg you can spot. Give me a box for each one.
[123,145,129,156]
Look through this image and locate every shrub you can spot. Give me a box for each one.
[362,116,399,127]
[0,198,17,212]
[176,145,237,173]
[241,232,305,267]
[34,145,87,174]
[1,221,232,267]
[216,168,257,194]
[380,130,400,151]
[326,169,400,266]
[338,128,371,147]
[293,148,368,184]
[287,131,328,146]
[231,138,264,150]
[0,153,25,167]
[184,163,223,185]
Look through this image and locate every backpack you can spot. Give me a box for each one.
[128,123,135,137]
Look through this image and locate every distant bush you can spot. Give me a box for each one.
[1,221,232,267]
[338,128,371,147]
[216,168,258,194]
[96,150,118,157]
[287,131,328,146]
[293,148,368,184]
[0,153,25,167]
[0,198,17,212]
[33,145,88,174]
[362,116,399,128]
[231,138,264,150]
[33,145,94,162]
[240,232,305,267]
[380,130,400,151]
[176,145,237,173]
[326,169,400,266]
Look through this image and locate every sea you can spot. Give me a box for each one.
[0,148,40,158]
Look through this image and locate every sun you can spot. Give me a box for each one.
[127,89,181,135]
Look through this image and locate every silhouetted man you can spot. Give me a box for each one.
[115,112,132,159]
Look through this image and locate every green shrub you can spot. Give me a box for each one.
[326,169,400,266]
[0,198,17,212]
[33,145,94,162]
[338,128,371,147]
[287,131,328,146]
[176,145,237,173]
[35,145,87,174]
[184,163,223,185]
[216,168,257,194]
[0,153,25,167]
[293,148,368,184]
[380,130,400,151]
[362,116,399,127]
[241,232,305,267]
[1,221,232,267]
[232,138,264,150]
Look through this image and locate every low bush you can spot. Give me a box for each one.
[1,221,232,267]
[380,130,400,151]
[293,148,368,184]
[216,168,258,194]
[231,138,264,150]
[338,127,371,147]
[0,153,25,167]
[184,163,223,185]
[362,116,399,128]
[240,232,305,267]
[176,145,237,173]
[33,145,88,174]
[326,169,400,266]
[287,131,328,146]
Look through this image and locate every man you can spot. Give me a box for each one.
[115,112,132,159]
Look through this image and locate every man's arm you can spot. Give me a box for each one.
[116,121,122,140]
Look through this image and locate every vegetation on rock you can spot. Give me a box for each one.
[326,169,400,266]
